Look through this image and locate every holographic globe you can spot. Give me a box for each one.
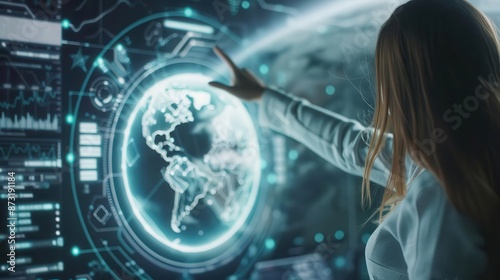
[121,73,261,253]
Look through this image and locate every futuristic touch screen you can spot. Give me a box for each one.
[1,0,499,279]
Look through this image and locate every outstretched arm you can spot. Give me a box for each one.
[208,46,418,187]
[258,87,394,186]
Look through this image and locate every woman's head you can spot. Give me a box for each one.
[374,0,500,161]
[364,0,500,276]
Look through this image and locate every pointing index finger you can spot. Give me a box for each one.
[213,46,240,76]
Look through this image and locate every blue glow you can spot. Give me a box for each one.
[95,57,108,73]
[334,256,346,268]
[163,20,214,34]
[121,73,261,253]
[265,238,276,250]
[261,159,268,169]
[259,64,269,75]
[334,230,345,240]
[184,7,194,17]
[267,173,277,184]
[288,149,299,161]
[61,19,70,29]
[66,153,75,163]
[362,233,371,244]
[314,233,324,243]
[326,85,336,95]
[242,1,250,9]
[71,246,80,256]
[94,57,104,67]
[66,114,74,124]
[116,44,123,51]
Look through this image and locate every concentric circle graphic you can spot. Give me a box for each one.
[118,72,261,253]
[69,12,273,277]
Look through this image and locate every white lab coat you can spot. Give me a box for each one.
[258,87,488,279]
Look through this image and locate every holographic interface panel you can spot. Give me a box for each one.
[1,0,499,279]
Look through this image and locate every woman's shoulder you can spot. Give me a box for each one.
[404,169,448,207]
[395,169,489,278]
[406,169,487,236]
[403,170,477,227]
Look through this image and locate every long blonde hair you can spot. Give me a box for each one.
[363,0,500,277]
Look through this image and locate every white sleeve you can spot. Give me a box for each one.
[258,87,418,187]
[396,172,489,279]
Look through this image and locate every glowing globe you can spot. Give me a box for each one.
[121,73,261,253]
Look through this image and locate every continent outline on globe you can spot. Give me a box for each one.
[121,73,261,252]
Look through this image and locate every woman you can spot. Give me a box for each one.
[209,0,500,279]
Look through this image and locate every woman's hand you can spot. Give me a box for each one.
[208,46,266,101]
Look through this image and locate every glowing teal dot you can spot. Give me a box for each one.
[325,85,336,95]
[362,233,371,244]
[334,256,346,268]
[66,153,75,163]
[265,238,275,250]
[261,159,268,169]
[61,19,70,29]
[242,1,250,9]
[334,230,345,240]
[184,7,193,17]
[288,149,299,161]
[259,64,269,75]
[65,114,74,124]
[94,57,103,66]
[71,246,80,256]
[314,233,324,243]
[267,173,277,184]
[116,44,123,51]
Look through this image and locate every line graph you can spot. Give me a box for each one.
[0,89,58,110]
[0,142,58,161]
[0,88,61,132]
[68,0,136,32]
